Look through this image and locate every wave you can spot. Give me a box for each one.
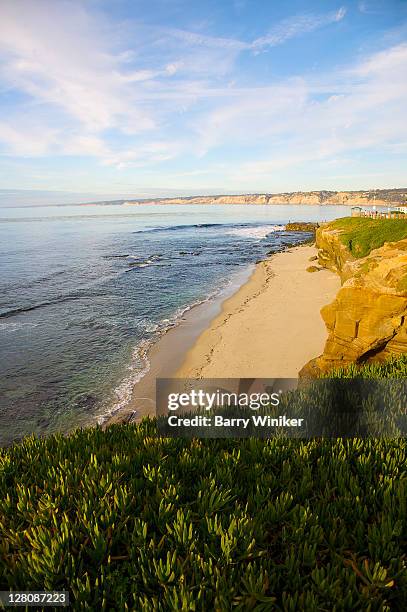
[96,339,152,425]
[97,265,259,425]
[96,288,223,425]
[0,320,40,333]
[125,261,166,271]
[0,292,99,320]
[132,222,223,234]
[0,295,78,319]
[1,269,68,293]
[131,222,286,236]
[226,224,285,239]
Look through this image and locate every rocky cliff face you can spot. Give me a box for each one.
[135,194,270,205]
[301,226,407,375]
[126,188,407,207]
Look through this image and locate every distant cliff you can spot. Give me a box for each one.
[125,188,407,207]
[301,218,407,376]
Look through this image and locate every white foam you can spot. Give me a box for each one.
[96,262,262,425]
[96,339,152,425]
[226,225,285,239]
[0,321,39,333]
[96,290,221,425]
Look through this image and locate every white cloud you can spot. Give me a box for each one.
[0,121,60,156]
[357,1,383,15]
[0,0,240,164]
[251,7,346,50]
[0,0,405,192]
[162,28,248,52]
[219,43,407,185]
[0,0,156,153]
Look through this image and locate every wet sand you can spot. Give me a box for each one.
[103,266,254,425]
[105,244,340,425]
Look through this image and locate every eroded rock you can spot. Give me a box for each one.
[301,227,407,375]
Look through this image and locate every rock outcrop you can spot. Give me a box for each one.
[285,222,318,232]
[301,225,407,375]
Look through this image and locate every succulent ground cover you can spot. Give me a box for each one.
[1,356,406,610]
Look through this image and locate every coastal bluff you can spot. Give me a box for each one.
[124,188,407,207]
[301,219,407,375]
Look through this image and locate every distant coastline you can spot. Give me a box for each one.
[2,188,407,209]
[121,188,407,208]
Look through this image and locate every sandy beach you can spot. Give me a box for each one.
[176,244,340,378]
[105,243,340,425]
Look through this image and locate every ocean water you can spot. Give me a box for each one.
[0,203,350,444]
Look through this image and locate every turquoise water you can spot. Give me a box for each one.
[0,203,350,444]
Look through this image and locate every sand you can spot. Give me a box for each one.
[103,266,254,425]
[176,244,340,379]
[104,244,340,426]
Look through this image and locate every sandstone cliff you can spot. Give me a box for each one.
[125,188,407,207]
[301,222,407,375]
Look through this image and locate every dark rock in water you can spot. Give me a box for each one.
[36,417,51,428]
[128,260,154,267]
[103,254,129,259]
[270,241,297,251]
[306,265,321,273]
[309,255,318,261]
[75,394,98,410]
[285,222,318,232]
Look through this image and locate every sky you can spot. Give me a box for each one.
[0,0,407,203]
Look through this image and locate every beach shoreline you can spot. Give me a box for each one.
[104,242,340,426]
[102,265,255,426]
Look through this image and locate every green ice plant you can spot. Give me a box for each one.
[0,358,406,610]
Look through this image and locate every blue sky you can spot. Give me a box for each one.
[0,0,406,201]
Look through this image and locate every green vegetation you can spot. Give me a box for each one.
[323,353,407,379]
[1,357,406,610]
[0,437,406,608]
[328,217,407,258]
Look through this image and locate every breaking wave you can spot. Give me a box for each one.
[226,225,285,239]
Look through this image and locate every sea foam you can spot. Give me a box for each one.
[226,225,285,239]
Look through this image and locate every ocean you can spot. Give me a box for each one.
[0,203,350,444]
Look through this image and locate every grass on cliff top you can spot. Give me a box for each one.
[327,217,407,258]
